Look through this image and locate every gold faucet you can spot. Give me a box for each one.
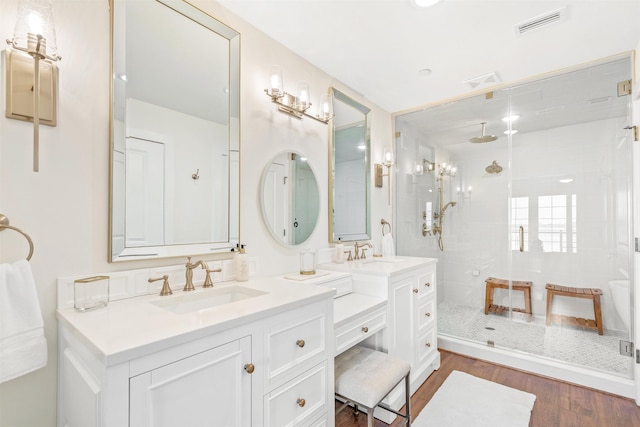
[353,242,372,260]
[184,256,208,291]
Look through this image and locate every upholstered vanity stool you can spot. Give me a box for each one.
[335,345,411,426]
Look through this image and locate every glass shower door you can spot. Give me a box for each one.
[507,58,634,375]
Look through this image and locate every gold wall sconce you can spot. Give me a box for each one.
[375,147,394,204]
[265,65,331,124]
[5,0,61,172]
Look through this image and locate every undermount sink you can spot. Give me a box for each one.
[360,257,405,264]
[150,286,267,314]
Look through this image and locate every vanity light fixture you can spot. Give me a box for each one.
[265,65,331,124]
[5,0,61,172]
[375,147,394,204]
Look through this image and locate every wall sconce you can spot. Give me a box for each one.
[375,147,394,204]
[434,162,456,177]
[418,159,435,175]
[264,65,330,124]
[6,0,61,172]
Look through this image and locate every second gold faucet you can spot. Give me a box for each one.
[184,256,208,291]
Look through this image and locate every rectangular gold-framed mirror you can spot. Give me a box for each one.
[328,88,371,243]
[109,0,240,262]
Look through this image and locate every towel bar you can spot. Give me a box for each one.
[0,214,34,261]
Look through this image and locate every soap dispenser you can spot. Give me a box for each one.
[335,238,344,264]
[235,244,249,282]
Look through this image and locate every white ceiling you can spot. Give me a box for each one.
[217,0,639,114]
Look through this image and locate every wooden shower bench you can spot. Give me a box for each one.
[484,277,533,320]
[545,283,603,335]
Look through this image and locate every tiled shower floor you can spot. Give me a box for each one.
[438,301,633,377]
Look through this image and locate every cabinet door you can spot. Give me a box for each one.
[388,276,414,364]
[130,336,252,427]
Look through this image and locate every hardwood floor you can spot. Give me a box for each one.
[335,349,640,427]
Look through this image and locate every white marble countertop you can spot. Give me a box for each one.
[319,255,437,277]
[57,276,334,366]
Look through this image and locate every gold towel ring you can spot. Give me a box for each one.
[381,218,391,236]
[0,214,34,261]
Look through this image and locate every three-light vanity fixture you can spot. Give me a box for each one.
[5,0,61,172]
[265,65,331,124]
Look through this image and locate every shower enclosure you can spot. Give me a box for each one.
[393,54,635,389]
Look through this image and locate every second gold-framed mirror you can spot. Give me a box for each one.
[328,88,371,243]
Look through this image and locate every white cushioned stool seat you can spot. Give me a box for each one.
[335,345,411,426]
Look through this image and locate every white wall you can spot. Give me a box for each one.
[0,0,392,425]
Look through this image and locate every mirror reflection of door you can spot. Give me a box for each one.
[261,152,320,246]
[263,155,287,244]
[125,137,165,247]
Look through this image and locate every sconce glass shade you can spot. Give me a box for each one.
[383,147,394,166]
[10,0,59,61]
[269,64,284,97]
[319,93,330,121]
[297,81,310,111]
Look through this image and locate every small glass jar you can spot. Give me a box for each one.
[299,249,316,275]
[74,276,110,312]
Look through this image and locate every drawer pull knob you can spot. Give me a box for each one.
[296,339,305,348]
[413,288,419,294]
[425,312,431,317]
[425,342,431,348]
[297,398,306,407]
[361,326,369,333]
[425,282,431,287]
[244,363,255,374]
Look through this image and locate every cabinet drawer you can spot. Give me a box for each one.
[266,312,326,386]
[320,276,352,298]
[417,270,436,300]
[417,298,435,332]
[335,307,386,356]
[415,325,437,367]
[264,362,327,427]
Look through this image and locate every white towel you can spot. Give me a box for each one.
[0,259,47,384]
[381,233,395,257]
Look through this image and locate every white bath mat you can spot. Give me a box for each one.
[413,370,536,427]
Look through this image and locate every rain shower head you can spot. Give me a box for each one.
[469,122,497,143]
[485,160,503,174]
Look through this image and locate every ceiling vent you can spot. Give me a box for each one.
[462,72,501,90]
[516,7,567,36]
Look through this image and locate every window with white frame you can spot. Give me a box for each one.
[538,194,576,253]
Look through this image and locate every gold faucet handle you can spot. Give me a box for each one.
[345,250,353,262]
[360,248,367,259]
[203,268,222,288]
[148,275,172,296]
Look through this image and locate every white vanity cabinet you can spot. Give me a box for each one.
[323,257,439,420]
[56,280,334,427]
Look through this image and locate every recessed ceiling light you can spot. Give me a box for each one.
[559,178,573,184]
[418,68,432,76]
[413,0,442,7]
[504,129,518,135]
[502,115,520,122]
[358,143,366,150]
